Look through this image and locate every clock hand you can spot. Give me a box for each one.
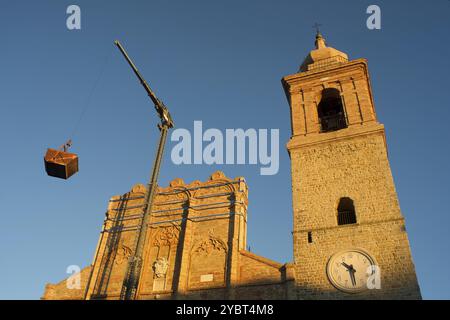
[349,267,357,286]
[351,273,356,286]
[341,262,357,286]
[341,262,351,270]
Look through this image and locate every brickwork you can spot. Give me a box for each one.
[42,171,293,300]
[42,266,91,300]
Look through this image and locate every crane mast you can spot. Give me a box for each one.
[114,40,174,300]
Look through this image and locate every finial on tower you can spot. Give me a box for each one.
[299,25,348,72]
[313,23,321,35]
[312,23,326,49]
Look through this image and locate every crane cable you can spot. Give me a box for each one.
[68,45,115,143]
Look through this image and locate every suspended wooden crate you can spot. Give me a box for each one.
[44,148,79,179]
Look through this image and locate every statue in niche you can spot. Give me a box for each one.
[152,257,169,278]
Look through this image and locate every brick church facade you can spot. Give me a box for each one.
[42,33,421,300]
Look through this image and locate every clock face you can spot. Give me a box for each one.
[326,249,376,293]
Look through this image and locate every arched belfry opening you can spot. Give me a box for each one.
[337,197,357,225]
[318,88,347,132]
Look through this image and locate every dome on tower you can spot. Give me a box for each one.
[299,32,349,72]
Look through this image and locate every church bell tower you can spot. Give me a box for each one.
[282,32,421,299]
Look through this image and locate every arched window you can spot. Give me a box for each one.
[337,197,356,225]
[318,88,347,132]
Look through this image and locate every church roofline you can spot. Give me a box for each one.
[240,249,285,269]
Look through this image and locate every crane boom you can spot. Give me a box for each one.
[114,40,174,128]
[114,40,174,300]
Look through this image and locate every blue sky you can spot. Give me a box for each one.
[0,0,449,299]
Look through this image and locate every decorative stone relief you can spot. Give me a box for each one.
[152,257,169,278]
[193,229,227,255]
[115,241,132,265]
[152,226,180,247]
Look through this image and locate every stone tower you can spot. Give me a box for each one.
[281,32,421,299]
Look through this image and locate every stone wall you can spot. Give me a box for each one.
[42,171,293,300]
[42,266,91,300]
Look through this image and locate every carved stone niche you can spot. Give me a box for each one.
[152,257,169,292]
[152,226,180,247]
[188,230,228,289]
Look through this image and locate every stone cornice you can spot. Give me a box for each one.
[287,122,385,152]
[282,58,368,87]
